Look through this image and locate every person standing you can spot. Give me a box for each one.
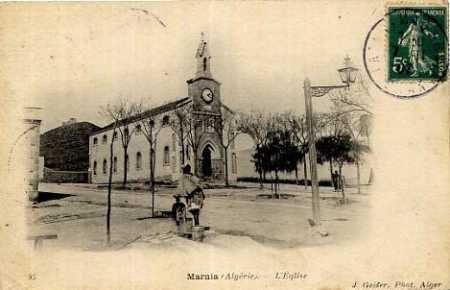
[171,195,185,226]
[332,170,339,191]
[339,173,346,192]
[178,165,205,226]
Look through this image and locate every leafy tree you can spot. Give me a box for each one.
[316,135,338,185]
[284,111,332,189]
[254,126,301,198]
[333,134,354,201]
[316,133,367,201]
[251,143,270,185]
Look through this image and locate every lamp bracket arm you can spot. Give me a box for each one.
[310,84,348,98]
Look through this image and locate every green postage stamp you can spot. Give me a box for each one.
[388,6,448,81]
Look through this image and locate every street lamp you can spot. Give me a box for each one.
[338,57,359,85]
[303,56,358,227]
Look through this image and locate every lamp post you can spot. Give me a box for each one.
[304,56,358,226]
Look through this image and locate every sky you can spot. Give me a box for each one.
[1,1,380,138]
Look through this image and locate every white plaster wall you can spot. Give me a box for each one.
[89,107,243,185]
[89,114,182,184]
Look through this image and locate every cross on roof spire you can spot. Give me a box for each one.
[195,32,212,78]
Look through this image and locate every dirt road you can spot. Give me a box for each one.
[28,183,370,250]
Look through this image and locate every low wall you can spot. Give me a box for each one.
[43,167,89,183]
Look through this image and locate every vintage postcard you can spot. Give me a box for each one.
[0,1,448,290]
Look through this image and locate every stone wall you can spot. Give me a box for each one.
[43,168,89,183]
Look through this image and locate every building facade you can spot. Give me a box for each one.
[89,36,238,184]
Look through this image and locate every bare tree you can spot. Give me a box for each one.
[135,103,163,217]
[213,106,241,186]
[283,112,309,189]
[328,73,373,117]
[170,107,189,168]
[172,105,215,176]
[238,111,275,189]
[98,106,122,245]
[103,99,139,187]
[283,111,333,190]
[328,74,373,193]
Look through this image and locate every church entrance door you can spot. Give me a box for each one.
[201,145,213,178]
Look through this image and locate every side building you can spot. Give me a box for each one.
[40,119,101,183]
[89,36,239,184]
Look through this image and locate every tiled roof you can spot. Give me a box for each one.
[92,97,191,135]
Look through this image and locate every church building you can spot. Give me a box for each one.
[89,35,239,184]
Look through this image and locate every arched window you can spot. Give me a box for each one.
[203,57,207,72]
[113,131,118,141]
[162,115,170,126]
[102,135,107,144]
[93,161,97,175]
[135,124,142,135]
[103,159,107,174]
[204,119,215,133]
[163,146,170,166]
[113,156,117,173]
[136,152,142,169]
[93,137,98,145]
[231,153,237,174]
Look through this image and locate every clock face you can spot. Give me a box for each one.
[201,88,214,103]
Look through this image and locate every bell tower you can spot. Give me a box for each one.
[187,33,221,113]
[195,32,212,78]
[186,33,225,181]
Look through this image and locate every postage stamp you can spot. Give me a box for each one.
[387,6,448,81]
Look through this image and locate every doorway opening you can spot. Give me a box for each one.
[201,145,213,177]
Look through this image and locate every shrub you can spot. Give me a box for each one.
[237,177,333,187]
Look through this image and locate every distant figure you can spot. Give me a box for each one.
[332,170,339,191]
[172,195,185,226]
[339,173,345,192]
[178,165,205,226]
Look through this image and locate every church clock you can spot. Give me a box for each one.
[201,88,214,104]
[187,34,221,113]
